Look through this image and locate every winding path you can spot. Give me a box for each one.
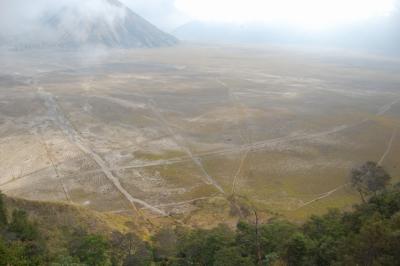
[378,128,398,165]
[148,99,225,194]
[38,89,165,215]
[217,79,253,194]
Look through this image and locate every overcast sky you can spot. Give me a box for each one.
[124,0,397,30]
[0,0,397,34]
[0,0,189,32]
[120,0,189,30]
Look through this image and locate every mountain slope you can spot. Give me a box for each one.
[173,18,400,54]
[4,0,178,49]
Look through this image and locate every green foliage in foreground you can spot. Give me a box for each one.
[1,179,400,265]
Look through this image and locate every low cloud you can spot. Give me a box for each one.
[0,0,128,36]
[0,0,186,36]
[120,0,188,30]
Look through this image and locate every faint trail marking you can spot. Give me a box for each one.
[295,184,349,210]
[38,89,165,215]
[20,94,398,185]
[144,196,222,209]
[37,132,71,202]
[95,95,147,110]
[25,88,399,213]
[377,97,400,116]
[218,79,252,144]
[217,78,253,194]
[148,99,225,194]
[378,128,398,165]
[231,149,250,195]
[97,95,225,193]
[295,126,399,210]
[0,156,85,187]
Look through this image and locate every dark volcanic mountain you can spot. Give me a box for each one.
[4,0,178,49]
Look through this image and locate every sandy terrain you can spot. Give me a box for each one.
[0,44,399,220]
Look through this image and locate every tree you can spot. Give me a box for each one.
[303,210,346,265]
[336,185,400,265]
[50,255,84,266]
[214,247,255,266]
[259,219,297,259]
[343,214,392,266]
[285,233,315,266]
[0,240,30,266]
[236,219,297,265]
[0,192,7,228]
[232,196,264,266]
[236,221,258,263]
[69,234,111,266]
[8,210,39,241]
[109,231,152,266]
[351,162,391,203]
[176,224,235,265]
[152,228,178,262]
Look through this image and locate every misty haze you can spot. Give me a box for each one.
[0,0,399,265]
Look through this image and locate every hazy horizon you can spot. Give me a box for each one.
[0,0,399,54]
[2,0,398,30]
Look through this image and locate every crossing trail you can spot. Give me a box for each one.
[38,89,166,215]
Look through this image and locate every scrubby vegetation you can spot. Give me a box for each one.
[0,163,399,265]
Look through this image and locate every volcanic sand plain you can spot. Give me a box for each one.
[0,44,399,222]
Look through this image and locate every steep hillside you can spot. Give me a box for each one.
[1,182,399,265]
[3,0,178,49]
[3,196,146,250]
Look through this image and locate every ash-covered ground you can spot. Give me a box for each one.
[1,45,399,220]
